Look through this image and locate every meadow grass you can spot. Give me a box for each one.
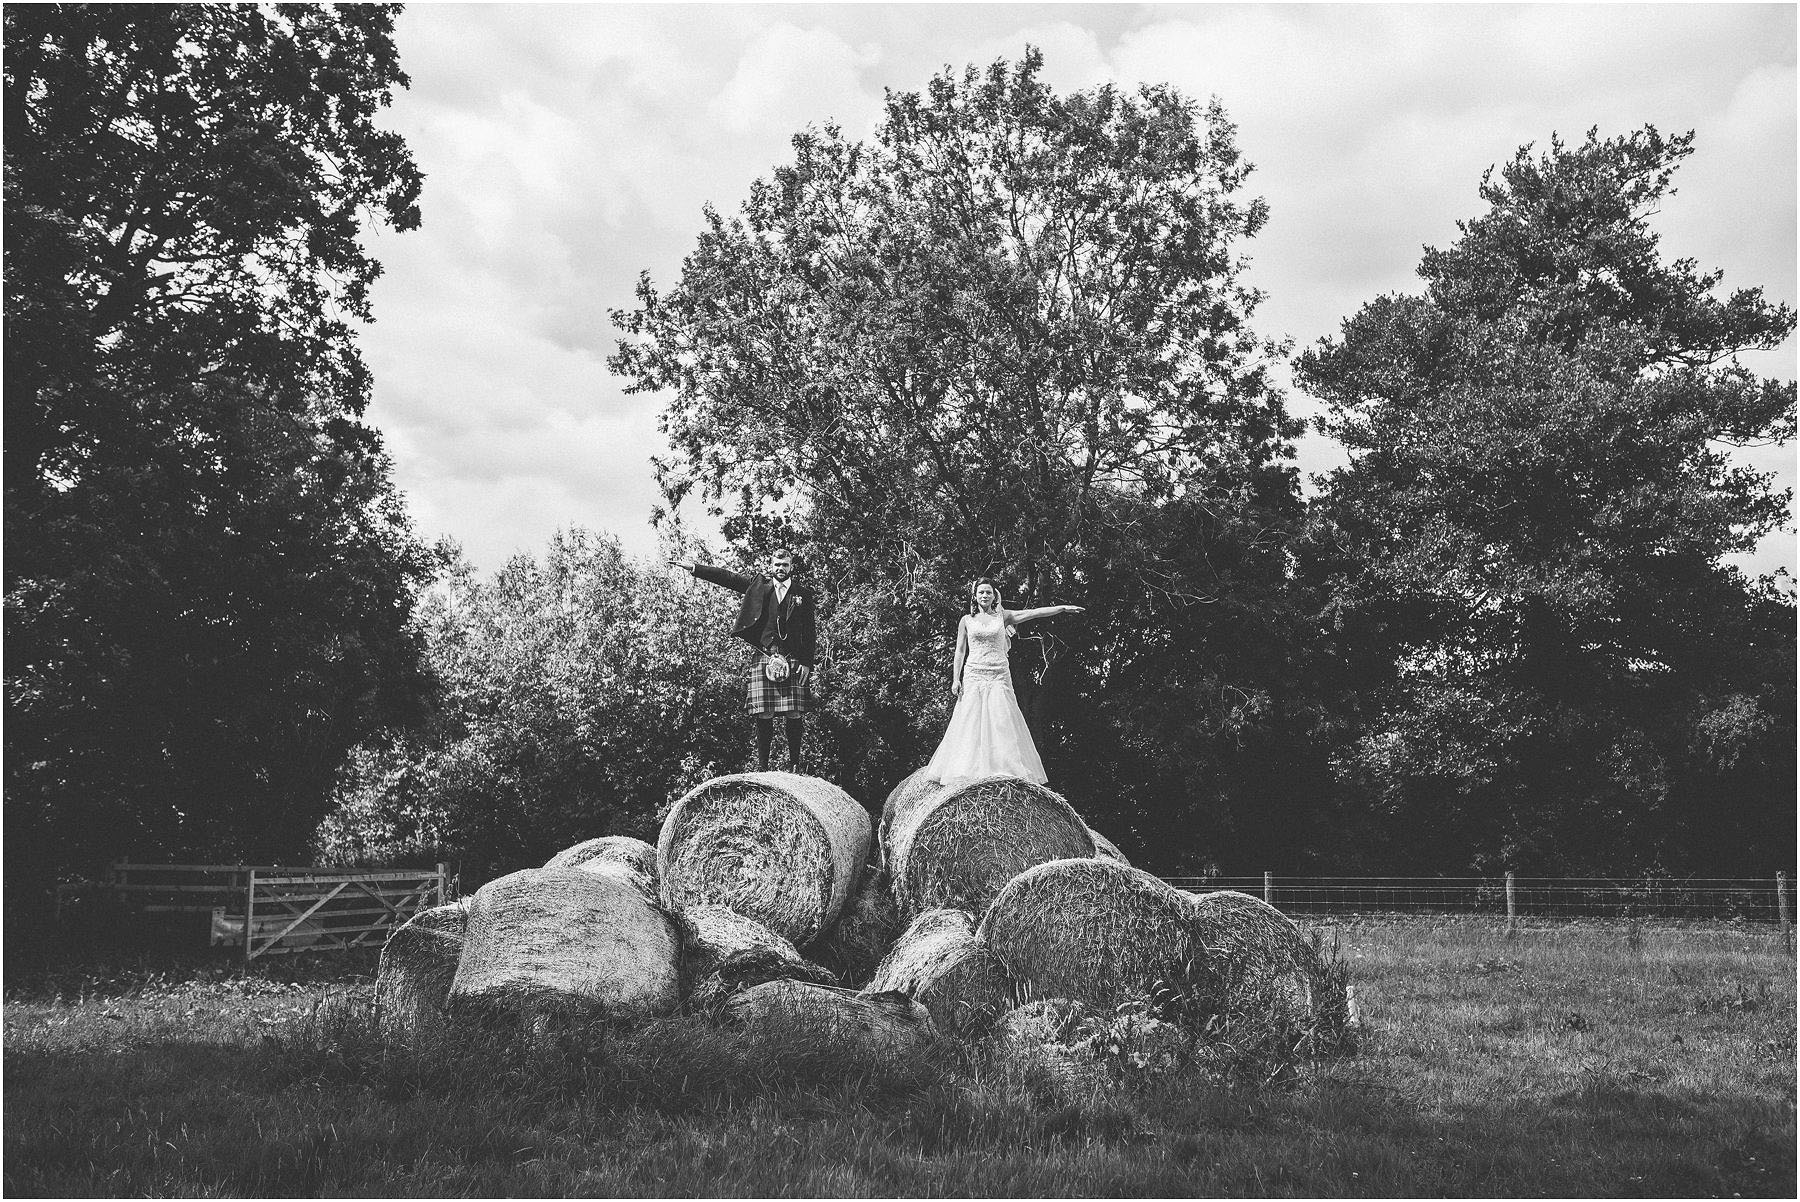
[5,918,1792,1197]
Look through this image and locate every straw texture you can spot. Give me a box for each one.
[805,864,903,987]
[543,836,658,898]
[1186,889,1327,1028]
[1088,828,1130,866]
[888,775,1095,919]
[659,771,870,945]
[978,857,1205,1014]
[449,867,681,1019]
[877,766,943,865]
[863,908,1010,1034]
[375,900,468,1045]
[681,903,835,994]
[724,978,935,1059]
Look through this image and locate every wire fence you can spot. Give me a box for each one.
[1160,873,1796,926]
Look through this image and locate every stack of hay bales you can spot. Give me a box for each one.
[867,765,1331,1059]
[371,760,1336,1085]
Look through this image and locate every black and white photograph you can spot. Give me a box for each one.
[5,1,1795,1196]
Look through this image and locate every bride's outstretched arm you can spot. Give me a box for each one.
[1007,603,1087,625]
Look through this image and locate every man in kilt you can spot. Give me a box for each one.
[672,548,817,772]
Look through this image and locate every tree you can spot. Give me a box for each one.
[4,4,434,903]
[610,53,1329,869]
[612,50,1295,606]
[313,532,753,885]
[1299,127,1796,873]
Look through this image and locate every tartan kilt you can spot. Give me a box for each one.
[746,651,817,716]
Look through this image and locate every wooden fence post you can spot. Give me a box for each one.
[1779,871,1792,955]
[436,862,448,907]
[1504,871,1517,937]
[244,869,257,967]
[1263,871,1273,907]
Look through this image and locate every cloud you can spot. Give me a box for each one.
[708,23,882,137]
[356,3,1793,578]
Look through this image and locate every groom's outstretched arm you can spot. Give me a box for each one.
[671,560,754,594]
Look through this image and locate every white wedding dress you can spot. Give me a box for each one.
[924,610,1048,785]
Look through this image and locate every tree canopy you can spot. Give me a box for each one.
[4,3,435,904]
[314,532,749,882]
[610,51,1331,872]
[1299,126,1795,872]
[611,48,1299,603]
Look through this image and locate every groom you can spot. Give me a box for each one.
[672,548,817,773]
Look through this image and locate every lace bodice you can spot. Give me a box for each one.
[964,611,1011,672]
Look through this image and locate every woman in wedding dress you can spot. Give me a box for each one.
[924,577,1085,785]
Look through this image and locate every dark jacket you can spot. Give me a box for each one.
[692,563,817,666]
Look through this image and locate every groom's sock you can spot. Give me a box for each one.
[785,718,805,773]
[756,718,774,771]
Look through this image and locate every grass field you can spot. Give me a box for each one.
[5,918,1793,1197]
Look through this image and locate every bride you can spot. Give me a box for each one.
[924,577,1085,785]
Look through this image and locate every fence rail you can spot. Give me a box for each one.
[1161,873,1795,926]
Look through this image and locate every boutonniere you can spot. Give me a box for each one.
[793,594,805,607]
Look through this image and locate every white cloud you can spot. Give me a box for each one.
[707,23,881,136]
[357,3,1794,577]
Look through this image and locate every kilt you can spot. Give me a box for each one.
[746,651,817,716]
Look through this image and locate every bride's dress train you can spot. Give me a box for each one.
[924,611,1046,785]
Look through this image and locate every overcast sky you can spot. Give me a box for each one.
[359,2,1797,578]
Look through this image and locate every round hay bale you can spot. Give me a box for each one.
[658,771,870,946]
[543,835,658,898]
[449,867,680,1020]
[889,775,1095,919]
[1088,828,1130,866]
[978,858,1205,1015]
[863,908,1010,1035]
[375,900,468,1045]
[878,766,943,865]
[679,903,836,1005]
[805,864,903,987]
[1185,889,1327,1029]
[724,978,935,1062]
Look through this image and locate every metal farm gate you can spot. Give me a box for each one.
[96,862,448,961]
[240,867,447,961]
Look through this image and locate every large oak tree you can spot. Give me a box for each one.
[5,4,435,902]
